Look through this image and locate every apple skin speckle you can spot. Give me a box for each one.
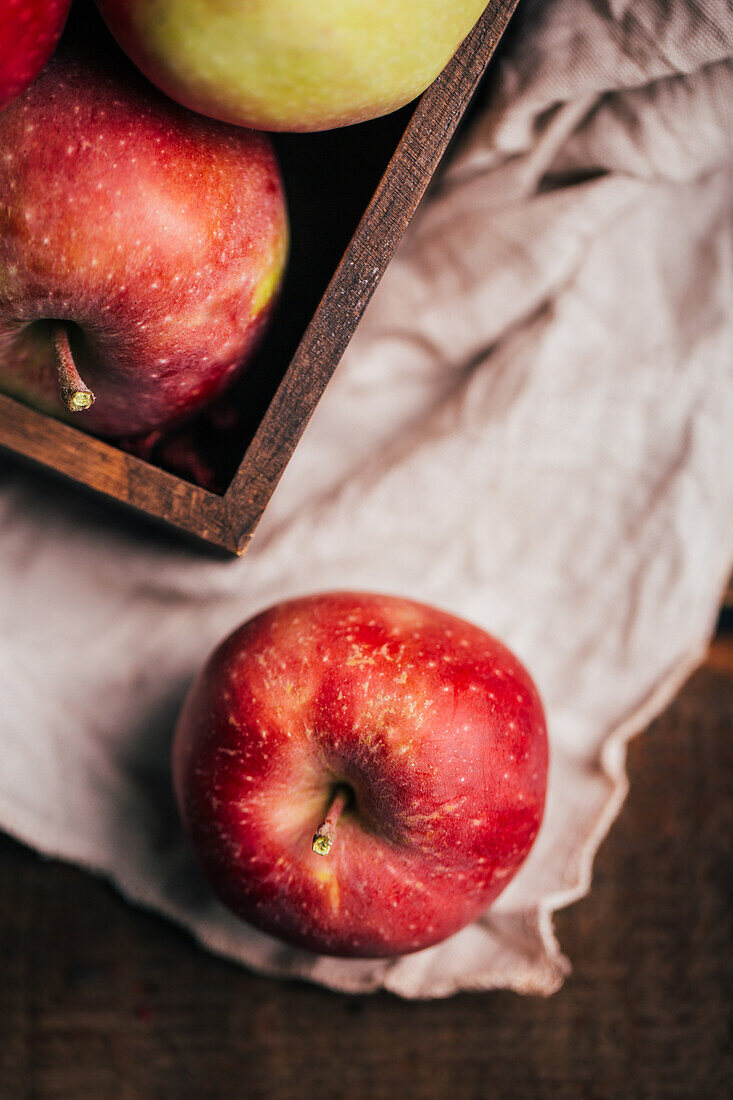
[173,592,548,959]
[0,34,288,437]
[0,0,71,109]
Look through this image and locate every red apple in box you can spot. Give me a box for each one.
[0,0,71,109]
[173,593,548,958]
[0,35,288,437]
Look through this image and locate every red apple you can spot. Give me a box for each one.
[0,36,288,437]
[173,592,548,958]
[0,0,71,109]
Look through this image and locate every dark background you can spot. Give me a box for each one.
[1,620,730,1099]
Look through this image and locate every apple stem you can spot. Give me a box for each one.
[312,785,351,857]
[53,324,95,412]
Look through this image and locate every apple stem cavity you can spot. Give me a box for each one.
[53,324,95,412]
[312,785,351,857]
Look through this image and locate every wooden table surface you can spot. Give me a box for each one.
[1,624,731,1099]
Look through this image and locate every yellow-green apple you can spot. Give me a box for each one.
[0,0,72,109]
[0,38,288,437]
[173,592,548,958]
[93,0,488,132]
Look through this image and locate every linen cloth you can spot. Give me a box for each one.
[1,0,731,997]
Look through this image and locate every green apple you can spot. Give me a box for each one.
[94,0,488,131]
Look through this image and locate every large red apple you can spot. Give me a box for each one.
[0,0,71,109]
[0,36,288,437]
[173,592,548,958]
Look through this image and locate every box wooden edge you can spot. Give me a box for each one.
[223,0,519,554]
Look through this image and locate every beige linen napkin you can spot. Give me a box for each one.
[0,0,731,996]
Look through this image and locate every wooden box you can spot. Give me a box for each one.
[0,1,518,555]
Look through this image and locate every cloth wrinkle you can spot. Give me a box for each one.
[0,0,731,997]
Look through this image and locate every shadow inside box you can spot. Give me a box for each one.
[119,107,415,495]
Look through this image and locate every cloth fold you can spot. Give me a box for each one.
[0,0,731,996]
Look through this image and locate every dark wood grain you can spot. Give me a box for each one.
[0,0,518,555]
[0,392,237,551]
[1,632,730,1099]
